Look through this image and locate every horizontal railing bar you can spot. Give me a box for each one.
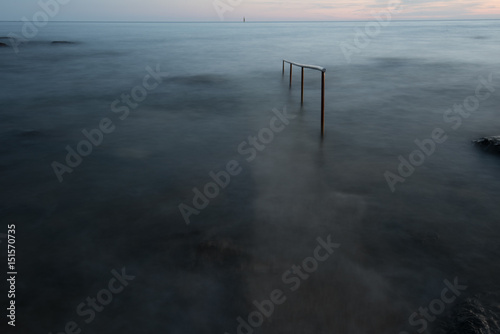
[283,59,326,73]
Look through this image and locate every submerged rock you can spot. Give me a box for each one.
[51,41,76,45]
[0,42,8,47]
[195,237,249,269]
[18,129,43,137]
[473,136,500,153]
[437,296,500,334]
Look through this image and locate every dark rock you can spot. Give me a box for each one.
[18,129,43,137]
[51,41,76,45]
[0,42,8,48]
[473,136,500,153]
[195,238,249,269]
[436,296,500,334]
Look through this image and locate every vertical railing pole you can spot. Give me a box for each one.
[282,60,285,75]
[321,71,325,136]
[289,63,293,87]
[301,67,304,103]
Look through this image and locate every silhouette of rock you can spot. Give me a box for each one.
[195,238,249,269]
[0,42,8,48]
[51,41,76,45]
[18,129,43,137]
[436,295,500,334]
[473,136,500,153]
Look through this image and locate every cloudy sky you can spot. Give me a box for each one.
[1,0,499,21]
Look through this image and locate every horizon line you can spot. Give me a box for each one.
[0,18,499,23]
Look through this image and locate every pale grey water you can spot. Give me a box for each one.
[1,20,500,333]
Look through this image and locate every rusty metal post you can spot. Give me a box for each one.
[301,67,304,103]
[289,63,293,87]
[321,71,325,136]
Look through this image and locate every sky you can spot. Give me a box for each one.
[0,0,499,22]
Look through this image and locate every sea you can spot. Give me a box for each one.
[1,20,500,333]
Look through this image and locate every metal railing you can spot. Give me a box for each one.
[282,59,326,135]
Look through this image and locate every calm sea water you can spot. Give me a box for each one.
[1,20,500,333]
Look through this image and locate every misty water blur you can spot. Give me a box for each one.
[1,20,500,333]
